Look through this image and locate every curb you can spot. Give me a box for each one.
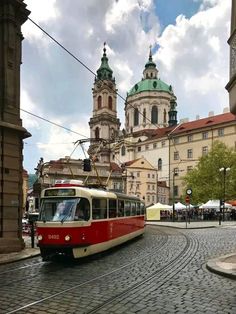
[206,255,236,280]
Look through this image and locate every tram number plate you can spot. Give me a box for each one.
[48,234,59,240]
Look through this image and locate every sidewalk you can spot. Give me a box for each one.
[0,236,40,265]
[0,222,235,279]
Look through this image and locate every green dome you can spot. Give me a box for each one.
[127,79,173,96]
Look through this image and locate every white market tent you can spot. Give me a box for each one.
[146,202,172,221]
[200,199,232,211]
[173,202,186,211]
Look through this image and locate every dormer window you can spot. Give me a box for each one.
[108,96,112,110]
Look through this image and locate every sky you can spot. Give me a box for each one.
[20,0,231,173]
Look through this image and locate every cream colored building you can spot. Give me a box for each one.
[169,112,236,202]
[122,157,158,207]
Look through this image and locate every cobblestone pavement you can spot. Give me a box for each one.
[0,225,235,314]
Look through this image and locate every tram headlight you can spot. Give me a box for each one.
[65,235,71,242]
[37,235,43,241]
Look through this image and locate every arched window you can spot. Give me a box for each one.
[108,96,112,110]
[97,96,102,109]
[158,158,162,171]
[121,145,126,156]
[143,109,146,124]
[134,108,139,126]
[95,127,100,139]
[151,106,158,124]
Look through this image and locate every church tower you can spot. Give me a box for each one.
[88,43,120,162]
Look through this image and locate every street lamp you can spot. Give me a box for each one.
[219,167,230,222]
[172,170,178,222]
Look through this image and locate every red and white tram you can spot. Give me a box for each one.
[37,180,145,260]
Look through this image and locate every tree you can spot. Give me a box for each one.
[183,141,236,204]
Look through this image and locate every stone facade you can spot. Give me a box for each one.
[0,0,30,253]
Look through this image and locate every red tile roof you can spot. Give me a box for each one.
[172,112,236,135]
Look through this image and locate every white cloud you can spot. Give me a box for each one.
[155,0,230,119]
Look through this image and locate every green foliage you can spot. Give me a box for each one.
[183,141,236,204]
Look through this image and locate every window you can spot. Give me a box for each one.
[161,141,165,147]
[218,128,224,137]
[202,146,208,156]
[152,174,155,179]
[174,151,179,160]
[95,127,100,139]
[153,143,157,149]
[136,202,141,215]
[187,166,193,172]
[137,146,141,152]
[173,185,178,197]
[124,201,131,216]
[137,184,140,190]
[187,135,193,142]
[108,199,117,218]
[151,106,158,124]
[147,195,150,202]
[97,96,102,109]
[173,137,179,144]
[108,96,112,110]
[148,184,150,190]
[118,200,124,217]
[121,145,126,156]
[137,172,140,177]
[134,108,139,126]
[92,198,107,220]
[158,158,162,171]
[143,109,146,123]
[202,131,208,139]
[152,195,155,202]
[145,145,149,150]
[187,149,193,158]
[131,202,136,215]
[148,173,150,178]
[152,185,155,190]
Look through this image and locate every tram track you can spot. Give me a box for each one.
[86,229,199,313]
[4,227,169,313]
[0,227,166,288]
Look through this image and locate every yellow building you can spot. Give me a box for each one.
[169,112,236,201]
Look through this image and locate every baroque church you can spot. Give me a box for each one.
[88,44,178,198]
[87,44,236,205]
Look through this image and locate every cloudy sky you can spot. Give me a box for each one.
[21,0,231,173]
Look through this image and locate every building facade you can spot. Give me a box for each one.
[0,0,31,253]
[226,0,236,114]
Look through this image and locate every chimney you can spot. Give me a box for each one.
[195,115,200,120]
[208,111,214,117]
[223,107,229,113]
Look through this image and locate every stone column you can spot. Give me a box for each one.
[0,0,31,253]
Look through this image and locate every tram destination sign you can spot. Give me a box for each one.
[45,189,76,197]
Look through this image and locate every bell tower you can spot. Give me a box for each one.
[88,43,120,162]
[0,0,31,252]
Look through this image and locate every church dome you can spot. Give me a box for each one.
[128,78,172,96]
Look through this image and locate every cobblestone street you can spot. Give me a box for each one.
[0,225,235,314]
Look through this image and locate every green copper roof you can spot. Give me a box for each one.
[127,79,173,96]
[96,43,114,82]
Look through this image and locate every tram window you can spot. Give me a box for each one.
[131,202,136,216]
[140,203,145,215]
[92,198,107,219]
[75,198,90,221]
[108,199,117,218]
[125,201,131,216]
[136,202,141,215]
[118,200,124,217]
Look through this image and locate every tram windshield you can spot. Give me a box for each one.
[39,197,90,222]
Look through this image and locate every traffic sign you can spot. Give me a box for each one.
[186,188,192,195]
[185,195,190,204]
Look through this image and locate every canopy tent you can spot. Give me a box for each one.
[200,199,232,211]
[146,202,172,221]
[173,202,186,211]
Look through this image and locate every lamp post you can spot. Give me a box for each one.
[172,171,178,222]
[219,167,230,222]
